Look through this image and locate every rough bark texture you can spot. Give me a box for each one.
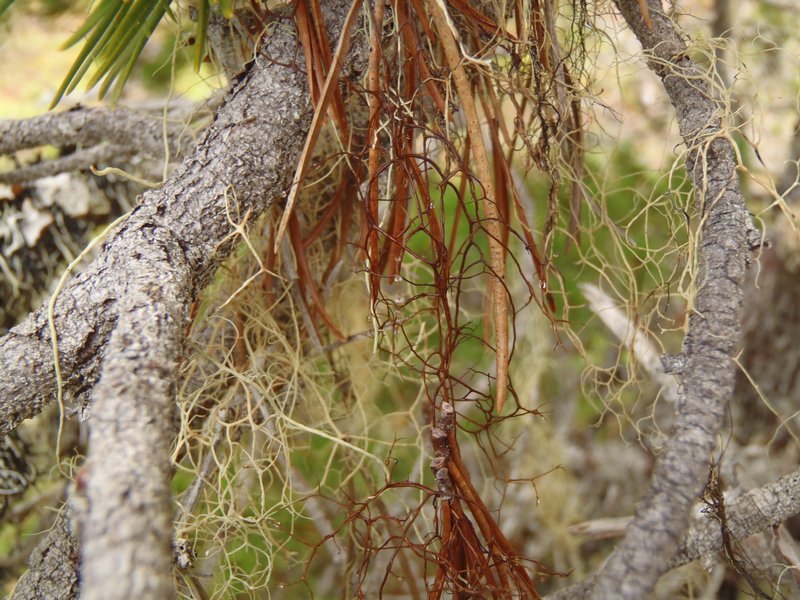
[588,1,754,598]
[77,234,190,598]
[0,106,194,184]
[670,467,800,568]
[11,510,79,600]
[0,5,361,596]
[0,106,188,157]
[72,21,315,600]
[548,467,800,599]
[0,17,313,437]
[207,10,248,79]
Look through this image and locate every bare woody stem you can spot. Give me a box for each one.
[547,467,800,599]
[588,1,756,597]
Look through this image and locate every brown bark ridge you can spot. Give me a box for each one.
[0,2,358,597]
[586,1,757,598]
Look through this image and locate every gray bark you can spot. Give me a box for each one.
[0,105,195,184]
[11,510,79,600]
[548,467,800,598]
[670,466,800,569]
[0,105,185,156]
[588,1,756,598]
[207,10,248,79]
[0,3,361,596]
[77,234,190,598]
[0,19,313,438]
[73,20,317,599]
[0,145,131,184]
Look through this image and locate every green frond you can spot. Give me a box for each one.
[82,0,163,91]
[60,0,118,49]
[51,2,124,107]
[64,6,130,97]
[105,1,170,102]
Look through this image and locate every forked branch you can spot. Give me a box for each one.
[587,1,756,597]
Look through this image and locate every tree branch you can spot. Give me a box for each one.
[0,106,192,160]
[73,23,317,600]
[76,235,190,598]
[0,106,197,184]
[586,1,755,597]
[670,466,800,569]
[10,509,79,600]
[0,145,123,184]
[0,19,313,437]
[548,467,800,598]
[0,3,360,596]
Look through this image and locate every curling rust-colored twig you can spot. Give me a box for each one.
[429,0,510,413]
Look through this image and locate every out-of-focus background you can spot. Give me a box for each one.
[1,1,800,598]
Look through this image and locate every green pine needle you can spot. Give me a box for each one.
[195,0,210,73]
[0,0,15,18]
[51,0,229,108]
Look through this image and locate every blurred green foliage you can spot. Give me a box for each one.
[0,0,236,105]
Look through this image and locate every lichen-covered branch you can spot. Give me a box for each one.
[670,467,800,569]
[548,467,800,599]
[10,509,79,600]
[0,4,359,596]
[75,233,190,598]
[586,1,756,597]
[0,18,316,437]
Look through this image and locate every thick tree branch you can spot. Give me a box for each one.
[0,3,359,596]
[77,234,190,598]
[585,1,755,597]
[0,18,315,436]
[72,21,319,599]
